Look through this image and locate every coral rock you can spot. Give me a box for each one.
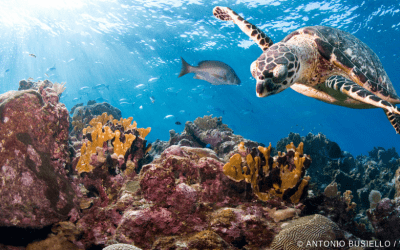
[0,86,79,228]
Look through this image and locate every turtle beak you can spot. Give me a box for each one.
[256,79,270,97]
[256,79,281,97]
[256,81,265,97]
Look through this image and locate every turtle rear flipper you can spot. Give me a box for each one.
[385,110,400,134]
[213,6,273,51]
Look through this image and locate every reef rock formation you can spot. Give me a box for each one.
[150,115,262,161]
[0,81,79,228]
[276,132,399,210]
[367,197,400,248]
[74,145,285,249]
[70,101,122,139]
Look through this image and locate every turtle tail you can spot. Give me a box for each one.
[384,109,400,134]
[178,57,192,78]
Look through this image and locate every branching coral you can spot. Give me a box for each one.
[223,142,311,203]
[76,112,151,174]
[52,82,66,96]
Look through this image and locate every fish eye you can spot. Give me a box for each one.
[272,64,288,83]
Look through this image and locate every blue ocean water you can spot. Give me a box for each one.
[0,0,399,156]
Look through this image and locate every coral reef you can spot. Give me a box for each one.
[150,115,262,161]
[223,142,311,203]
[2,101,398,250]
[301,190,371,240]
[73,145,281,249]
[0,82,79,228]
[276,132,399,211]
[367,198,400,248]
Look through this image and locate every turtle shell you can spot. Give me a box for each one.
[283,26,400,101]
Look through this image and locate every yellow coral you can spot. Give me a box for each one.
[76,112,149,174]
[89,112,113,126]
[138,127,151,139]
[223,154,246,182]
[223,142,311,203]
[76,142,94,173]
[113,130,136,156]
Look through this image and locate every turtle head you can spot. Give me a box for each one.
[251,44,299,97]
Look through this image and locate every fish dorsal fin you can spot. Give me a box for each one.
[198,60,212,65]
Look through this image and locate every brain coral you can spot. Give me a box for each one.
[103,243,142,250]
[271,214,344,250]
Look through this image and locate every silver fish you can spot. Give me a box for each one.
[178,57,240,85]
[92,83,109,90]
[47,64,56,71]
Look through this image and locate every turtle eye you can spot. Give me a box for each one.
[272,64,288,83]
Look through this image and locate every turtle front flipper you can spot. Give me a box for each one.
[213,6,273,51]
[384,110,400,134]
[326,75,400,133]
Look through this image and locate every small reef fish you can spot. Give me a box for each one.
[96,97,109,103]
[5,69,9,73]
[47,64,56,71]
[150,96,155,103]
[164,115,174,119]
[29,54,36,58]
[27,77,34,81]
[45,73,49,77]
[119,102,134,107]
[78,86,90,95]
[135,84,145,89]
[178,57,241,85]
[148,76,161,83]
[175,121,181,125]
[92,83,109,91]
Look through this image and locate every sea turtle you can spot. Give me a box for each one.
[213,6,400,133]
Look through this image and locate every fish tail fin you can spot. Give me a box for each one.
[178,57,192,78]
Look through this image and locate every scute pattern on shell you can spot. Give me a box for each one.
[271,214,344,250]
[289,26,397,99]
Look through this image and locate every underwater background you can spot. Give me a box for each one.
[0,0,399,155]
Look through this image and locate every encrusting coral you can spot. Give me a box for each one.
[223,142,311,203]
[76,112,151,174]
